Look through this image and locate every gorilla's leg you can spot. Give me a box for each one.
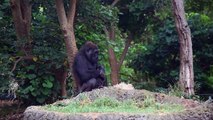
[79,78,97,93]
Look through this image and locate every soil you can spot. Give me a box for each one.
[23,86,213,120]
[0,100,25,120]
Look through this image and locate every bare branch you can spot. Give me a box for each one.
[11,57,22,73]
[11,56,34,73]
[118,33,132,70]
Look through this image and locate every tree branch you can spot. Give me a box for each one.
[109,25,115,41]
[11,56,34,73]
[55,0,68,28]
[11,57,22,73]
[111,0,120,7]
[67,0,77,28]
[118,33,132,70]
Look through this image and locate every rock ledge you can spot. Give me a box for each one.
[24,86,213,120]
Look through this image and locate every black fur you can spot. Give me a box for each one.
[73,41,107,93]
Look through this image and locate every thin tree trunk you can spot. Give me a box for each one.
[108,47,119,85]
[172,0,194,96]
[55,0,78,65]
[108,26,120,85]
[103,0,131,85]
[104,26,119,85]
[104,26,131,85]
[55,0,78,96]
[54,68,68,97]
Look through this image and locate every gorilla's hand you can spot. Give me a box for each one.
[97,65,105,78]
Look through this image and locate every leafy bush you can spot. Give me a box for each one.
[0,2,65,104]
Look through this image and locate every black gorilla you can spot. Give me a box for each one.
[72,41,107,94]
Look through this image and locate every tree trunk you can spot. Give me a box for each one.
[108,48,120,85]
[54,68,68,97]
[55,0,78,96]
[10,0,35,76]
[172,0,194,96]
[10,0,32,55]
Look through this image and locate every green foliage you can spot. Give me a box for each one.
[167,84,184,97]
[0,1,66,104]
[205,65,213,89]
[130,13,213,93]
[186,0,213,17]
[0,0,16,92]
[118,0,155,38]
[141,96,156,108]
[0,54,12,92]
[17,70,57,104]
[130,19,179,87]
[78,0,119,28]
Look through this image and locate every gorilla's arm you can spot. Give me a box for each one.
[75,55,100,82]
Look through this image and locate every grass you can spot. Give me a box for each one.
[44,97,184,114]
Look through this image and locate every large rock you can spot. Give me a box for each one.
[24,85,213,120]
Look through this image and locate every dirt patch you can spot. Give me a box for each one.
[0,100,25,120]
[23,86,213,120]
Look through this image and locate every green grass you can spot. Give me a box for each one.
[44,97,184,114]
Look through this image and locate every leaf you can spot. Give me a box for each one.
[17,51,25,56]
[0,11,3,19]
[27,74,36,79]
[63,60,68,66]
[42,80,53,88]
[48,76,54,81]
[114,47,119,52]
[22,86,33,94]
[41,88,50,95]
[9,57,13,61]
[31,91,38,97]
[27,65,35,70]
[33,57,38,62]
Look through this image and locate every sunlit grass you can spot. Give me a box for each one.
[44,97,184,114]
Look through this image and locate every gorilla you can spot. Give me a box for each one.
[72,41,107,94]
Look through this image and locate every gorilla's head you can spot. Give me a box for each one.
[82,41,99,64]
